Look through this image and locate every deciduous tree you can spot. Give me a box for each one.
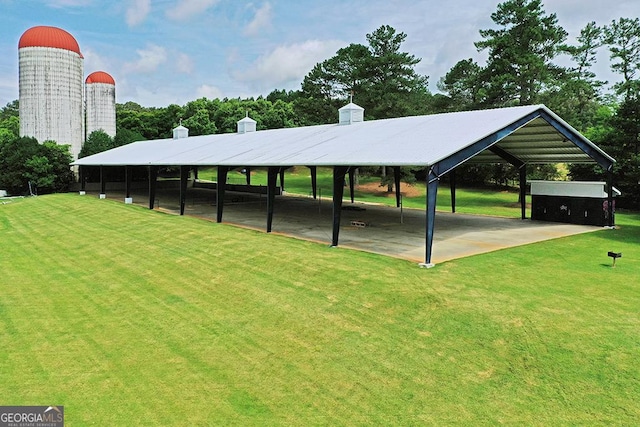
[0,137,73,195]
[79,130,114,158]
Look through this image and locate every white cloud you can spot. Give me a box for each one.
[243,2,272,37]
[127,85,186,107]
[123,44,167,74]
[174,52,194,74]
[166,0,219,21]
[196,84,224,99]
[232,39,344,91]
[126,0,151,27]
[82,47,111,74]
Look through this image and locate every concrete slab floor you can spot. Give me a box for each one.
[86,186,603,265]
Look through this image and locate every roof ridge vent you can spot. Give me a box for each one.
[237,113,257,134]
[338,102,364,125]
[173,120,189,139]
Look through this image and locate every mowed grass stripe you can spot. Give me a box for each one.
[1,194,638,425]
[1,195,429,424]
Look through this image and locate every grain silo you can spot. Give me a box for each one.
[18,26,84,160]
[85,71,116,139]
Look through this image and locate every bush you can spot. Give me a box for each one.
[0,137,73,195]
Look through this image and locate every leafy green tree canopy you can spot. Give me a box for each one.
[603,17,640,99]
[0,137,73,195]
[437,58,484,111]
[538,21,607,131]
[114,127,145,147]
[0,100,19,121]
[298,25,432,124]
[475,0,568,106]
[0,101,20,145]
[79,130,114,158]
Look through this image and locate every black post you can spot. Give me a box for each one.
[245,167,251,185]
[193,166,199,181]
[450,169,456,213]
[519,165,527,220]
[79,166,86,192]
[99,166,106,195]
[125,165,132,199]
[148,166,158,209]
[180,165,189,215]
[267,167,279,232]
[424,168,439,267]
[310,166,317,199]
[332,166,349,246]
[394,166,401,207]
[216,166,228,223]
[279,168,285,191]
[348,168,355,203]
[607,168,614,227]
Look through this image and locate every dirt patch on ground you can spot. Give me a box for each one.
[357,182,422,198]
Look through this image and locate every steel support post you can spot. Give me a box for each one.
[180,165,189,215]
[607,168,614,227]
[309,166,317,199]
[423,169,439,267]
[450,169,456,213]
[267,167,279,232]
[349,168,356,203]
[394,166,401,207]
[125,166,132,199]
[79,166,86,192]
[279,168,285,191]
[519,164,527,220]
[332,166,349,246]
[148,166,158,209]
[99,166,106,195]
[216,166,229,223]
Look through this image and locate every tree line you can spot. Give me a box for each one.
[1,0,638,208]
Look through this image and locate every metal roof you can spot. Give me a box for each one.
[73,104,615,170]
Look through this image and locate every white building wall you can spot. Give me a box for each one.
[529,180,615,198]
[85,82,116,138]
[19,46,84,159]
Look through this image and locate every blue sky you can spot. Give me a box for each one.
[1,0,639,108]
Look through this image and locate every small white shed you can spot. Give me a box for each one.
[529,181,620,226]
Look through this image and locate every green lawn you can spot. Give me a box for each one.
[1,194,638,425]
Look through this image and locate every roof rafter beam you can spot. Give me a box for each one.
[508,129,561,137]
[539,110,614,170]
[498,141,584,149]
[488,145,525,168]
[430,110,542,181]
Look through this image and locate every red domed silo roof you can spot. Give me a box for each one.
[86,71,115,85]
[18,26,82,56]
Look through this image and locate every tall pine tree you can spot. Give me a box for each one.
[475,0,568,106]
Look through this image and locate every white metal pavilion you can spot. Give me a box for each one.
[73,104,615,267]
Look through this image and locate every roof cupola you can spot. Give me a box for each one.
[237,114,257,134]
[173,121,189,139]
[338,102,364,125]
